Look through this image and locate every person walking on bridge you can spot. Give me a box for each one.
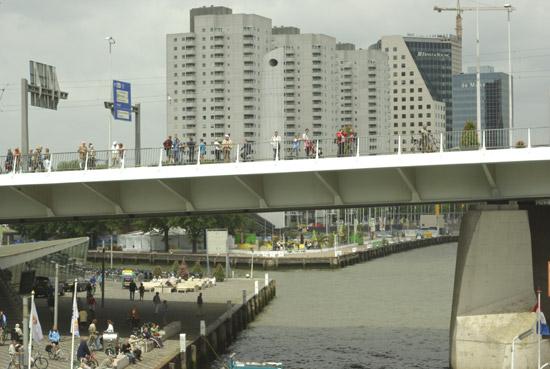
[271,131,281,160]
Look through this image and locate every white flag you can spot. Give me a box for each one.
[30,299,43,342]
[70,293,79,337]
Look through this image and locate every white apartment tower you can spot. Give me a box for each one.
[166,7,271,145]
[336,44,390,153]
[167,7,390,153]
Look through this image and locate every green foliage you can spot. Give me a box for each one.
[515,140,526,148]
[381,238,389,247]
[171,260,180,274]
[191,262,203,277]
[153,266,162,277]
[213,263,225,282]
[460,121,479,149]
[244,233,257,244]
[55,160,80,171]
[328,233,335,247]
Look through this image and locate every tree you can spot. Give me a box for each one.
[171,260,180,275]
[213,264,225,282]
[461,121,479,149]
[171,216,216,253]
[191,262,203,277]
[134,218,172,252]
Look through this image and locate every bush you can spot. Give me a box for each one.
[515,140,526,148]
[56,160,80,171]
[213,264,225,282]
[171,260,180,274]
[191,262,203,277]
[153,266,162,277]
[460,121,479,149]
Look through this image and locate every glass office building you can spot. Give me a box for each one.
[452,67,511,146]
[404,35,460,132]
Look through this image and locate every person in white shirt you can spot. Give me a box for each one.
[105,320,114,333]
[302,129,311,157]
[271,131,282,160]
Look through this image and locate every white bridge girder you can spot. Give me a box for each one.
[1,148,550,221]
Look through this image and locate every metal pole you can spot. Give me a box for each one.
[511,336,516,369]
[475,2,482,132]
[70,280,77,369]
[507,9,513,145]
[22,296,28,366]
[538,288,542,369]
[54,263,59,327]
[250,250,254,279]
[101,242,105,308]
[21,78,29,161]
[28,292,34,369]
[110,235,113,270]
[108,40,113,152]
[135,103,141,167]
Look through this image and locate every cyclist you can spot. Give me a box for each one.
[76,337,93,369]
[48,325,61,356]
[8,339,22,368]
[88,319,101,350]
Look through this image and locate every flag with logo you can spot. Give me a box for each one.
[70,292,79,337]
[30,298,43,342]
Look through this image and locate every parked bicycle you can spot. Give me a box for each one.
[7,351,48,369]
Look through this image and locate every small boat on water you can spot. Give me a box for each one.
[228,354,283,369]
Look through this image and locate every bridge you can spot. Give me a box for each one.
[0,128,550,222]
[3,127,550,369]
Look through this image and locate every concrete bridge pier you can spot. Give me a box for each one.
[450,205,550,369]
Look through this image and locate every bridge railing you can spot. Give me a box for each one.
[1,127,549,175]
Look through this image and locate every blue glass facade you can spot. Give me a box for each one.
[452,72,510,133]
[405,37,455,132]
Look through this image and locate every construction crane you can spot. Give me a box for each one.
[434,1,515,135]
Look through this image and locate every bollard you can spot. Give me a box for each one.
[242,289,247,305]
[180,334,187,369]
[254,280,259,295]
[227,300,232,311]
[191,344,197,369]
[200,320,206,336]
[264,273,269,287]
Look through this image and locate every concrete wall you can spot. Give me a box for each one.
[450,207,536,369]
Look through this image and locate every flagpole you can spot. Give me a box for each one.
[70,279,77,369]
[538,288,542,369]
[28,291,34,369]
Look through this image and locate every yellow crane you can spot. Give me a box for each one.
[433,1,515,134]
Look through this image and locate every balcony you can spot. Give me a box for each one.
[244,114,255,120]
[243,43,254,49]
[312,84,322,89]
[213,53,224,58]
[243,87,255,94]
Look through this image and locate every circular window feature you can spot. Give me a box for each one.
[269,58,278,67]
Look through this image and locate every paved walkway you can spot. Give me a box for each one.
[0,278,263,369]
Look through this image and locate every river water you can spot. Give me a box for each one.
[216,243,457,369]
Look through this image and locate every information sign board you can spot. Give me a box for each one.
[113,80,132,121]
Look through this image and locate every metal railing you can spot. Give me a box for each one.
[1,127,549,175]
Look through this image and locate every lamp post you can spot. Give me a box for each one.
[101,241,106,308]
[54,263,59,327]
[504,3,514,145]
[105,36,116,151]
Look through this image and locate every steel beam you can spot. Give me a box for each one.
[233,175,268,208]
[396,168,421,202]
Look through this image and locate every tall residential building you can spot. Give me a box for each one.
[371,35,460,152]
[336,45,390,152]
[166,9,272,144]
[452,66,511,146]
[167,7,390,151]
[263,31,340,142]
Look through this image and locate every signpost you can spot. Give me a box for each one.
[21,61,68,157]
[112,80,132,121]
[104,80,141,165]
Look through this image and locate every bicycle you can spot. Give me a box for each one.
[7,352,48,369]
[45,344,67,361]
[0,326,8,345]
[75,353,99,369]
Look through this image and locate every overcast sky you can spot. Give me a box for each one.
[0,0,548,153]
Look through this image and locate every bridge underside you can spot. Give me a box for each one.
[1,154,550,222]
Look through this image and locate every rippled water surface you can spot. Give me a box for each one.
[214,243,457,369]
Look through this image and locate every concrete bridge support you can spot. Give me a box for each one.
[450,205,550,369]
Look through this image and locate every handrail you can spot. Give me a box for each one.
[0,127,547,175]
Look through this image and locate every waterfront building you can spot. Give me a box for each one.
[371,34,461,152]
[166,7,272,145]
[452,66,511,147]
[167,7,390,150]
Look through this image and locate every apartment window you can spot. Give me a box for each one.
[393,97,398,102]
[426,104,431,109]
[401,55,405,60]
[409,71,414,76]
[410,114,414,118]
[393,47,397,51]
[427,113,431,118]
[418,105,423,110]
[410,105,414,110]
[401,72,405,77]
[401,64,406,68]
[409,80,414,84]
[410,97,415,101]
[394,123,398,127]
[418,88,423,92]
[401,114,406,118]
[401,97,406,102]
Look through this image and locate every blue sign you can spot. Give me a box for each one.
[113,80,132,121]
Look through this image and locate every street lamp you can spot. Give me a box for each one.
[504,3,514,142]
[105,36,116,151]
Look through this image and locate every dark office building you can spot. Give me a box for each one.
[452,66,511,146]
[403,35,461,132]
